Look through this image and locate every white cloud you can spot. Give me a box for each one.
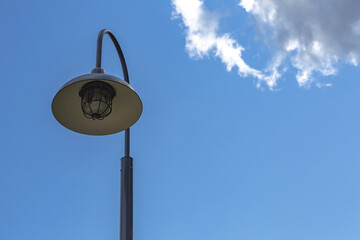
[239,0,360,86]
[172,0,360,88]
[171,0,276,88]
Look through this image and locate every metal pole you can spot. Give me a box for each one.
[121,155,133,240]
[121,128,132,240]
[95,29,133,240]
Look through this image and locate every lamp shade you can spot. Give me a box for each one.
[52,72,142,135]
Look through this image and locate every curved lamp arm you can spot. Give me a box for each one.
[95,29,131,157]
[95,29,130,84]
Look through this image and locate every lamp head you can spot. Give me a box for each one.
[52,69,142,135]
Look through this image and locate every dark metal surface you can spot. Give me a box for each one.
[95,29,133,240]
[79,81,116,120]
[121,156,133,240]
[125,128,130,157]
[96,29,130,84]
[52,28,139,239]
[51,73,142,135]
[57,73,135,92]
[95,29,132,155]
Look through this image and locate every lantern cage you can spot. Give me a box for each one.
[79,81,116,120]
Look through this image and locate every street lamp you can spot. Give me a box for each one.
[52,29,142,240]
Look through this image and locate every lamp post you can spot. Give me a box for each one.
[52,29,142,240]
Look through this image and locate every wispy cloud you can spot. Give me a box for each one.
[171,0,277,89]
[239,0,360,86]
[172,0,360,88]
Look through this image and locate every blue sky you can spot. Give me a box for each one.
[1,0,360,240]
